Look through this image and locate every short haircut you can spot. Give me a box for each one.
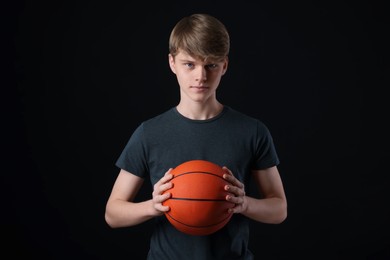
[169,13,230,62]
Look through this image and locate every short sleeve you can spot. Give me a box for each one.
[253,121,280,170]
[115,123,149,178]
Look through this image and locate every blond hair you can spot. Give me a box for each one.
[169,14,230,62]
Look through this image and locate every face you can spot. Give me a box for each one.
[169,50,228,104]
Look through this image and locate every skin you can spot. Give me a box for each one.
[105,50,287,228]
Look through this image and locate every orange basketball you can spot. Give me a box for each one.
[162,160,234,236]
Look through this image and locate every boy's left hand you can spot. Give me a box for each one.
[222,166,248,214]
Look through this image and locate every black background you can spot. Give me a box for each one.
[3,1,390,259]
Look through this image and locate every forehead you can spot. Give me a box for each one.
[175,50,224,64]
[175,51,200,61]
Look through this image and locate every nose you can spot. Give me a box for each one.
[195,66,207,82]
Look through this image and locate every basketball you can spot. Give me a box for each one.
[162,159,234,236]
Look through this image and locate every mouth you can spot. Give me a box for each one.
[191,86,209,90]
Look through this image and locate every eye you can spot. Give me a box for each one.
[206,64,218,70]
[185,63,194,69]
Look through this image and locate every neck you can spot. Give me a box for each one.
[176,101,224,120]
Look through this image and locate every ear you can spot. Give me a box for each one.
[168,54,177,74]
[221,56,229,75]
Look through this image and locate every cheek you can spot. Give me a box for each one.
[176,74,189,86]
[176,70,190,81]
[209,71,224,80]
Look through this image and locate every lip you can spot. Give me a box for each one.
[191,86,209,90]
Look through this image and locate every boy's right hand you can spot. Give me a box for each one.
[151,168,173,215]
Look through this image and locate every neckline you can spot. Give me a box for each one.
[173,106,228,123]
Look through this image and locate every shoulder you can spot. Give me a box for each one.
[223,106,273,138]
[141,107,176,127]
[134,107,179,139]
[224,106,266,126]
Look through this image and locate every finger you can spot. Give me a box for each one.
[224,176,244,190]
[160,181,173,192]
[162,168,174,181]
[222,168,235,183]
[222,167,245,189]
[154,191,172,212]
[225,184,245,197]
[156,192,171,202]
[155,203,170,212]
[153,192,171,211]
[153,169,174,195]
[225,193,245,205]
[157,168,173,183]
[222,166,233,175]
[228,206,239,214]
[165,168,173,175]
[153,181,173,198]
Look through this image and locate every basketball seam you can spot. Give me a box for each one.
[166,212,232,229]
[173,171,224,180]
[170,198,226,201]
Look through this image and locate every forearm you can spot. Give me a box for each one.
[241,196,287,224]
[105,199,159,228]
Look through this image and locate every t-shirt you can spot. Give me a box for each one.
[116,106,280,260]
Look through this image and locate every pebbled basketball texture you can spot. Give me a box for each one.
[162,160,234,236]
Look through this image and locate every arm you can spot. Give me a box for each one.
[223,166,287,224]
[105,169,173,228]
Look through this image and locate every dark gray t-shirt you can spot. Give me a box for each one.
[116,106,280,260]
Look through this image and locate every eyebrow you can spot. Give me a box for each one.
[178,58,219,65]
[178,58,198,63]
